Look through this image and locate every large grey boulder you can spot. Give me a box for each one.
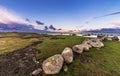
[82,39,92,45]
[81,43,92,51]
[107,37,112,41]
[42,54,64,74]
[61,47,73,64]
[97,39,104,47]
[89,39,104,48]
[72,45,83,54]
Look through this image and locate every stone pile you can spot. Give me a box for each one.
[41,38,105,75]
[31,36,120,75]
[97,35,119,41]
[42,54,64,74]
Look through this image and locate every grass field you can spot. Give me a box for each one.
[0,33,120,76]
[36,35,85,61]
[0,37,39,55]
[36,36,120,76]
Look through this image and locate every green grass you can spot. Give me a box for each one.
[0,33,120,76]
[36,36,120,76]
[36,35,85,61]
[0,37,39,55]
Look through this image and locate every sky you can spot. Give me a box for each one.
[0,0,120,31]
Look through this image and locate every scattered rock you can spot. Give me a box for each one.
[61,47,73,64]
[97,34,105,38]
[82,39,91,44]
[33,57,39,64]
[89,39,104,48]
[81,40,92,51]
[72,45,83,54]
[99,36,106,41]
[63,64,68,72]
[42,54,64,74]
[31,68,42,76]
[82,44,91,51]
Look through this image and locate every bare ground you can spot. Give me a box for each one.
[0,41,42,76]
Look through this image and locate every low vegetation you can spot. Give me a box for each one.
[36,35,85,61]
[0,33,120,76]
[36,36,120,76]
[0,37,39,55]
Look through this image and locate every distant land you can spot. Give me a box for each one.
[0,22,120,34]
[83,28,120,34]
[0,22,58,33]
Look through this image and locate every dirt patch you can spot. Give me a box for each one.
[0,41,42,76]
[73,52,91,63]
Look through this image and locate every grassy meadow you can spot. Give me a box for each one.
[0,37,39,55]
[0,33,120,76]
[36,35,120,76]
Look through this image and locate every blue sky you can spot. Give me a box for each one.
[0,0,120,31]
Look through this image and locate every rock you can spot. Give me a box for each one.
[61,47,73,64]
[72,45,83,54]
[107,37,112,41]
[81,43,92,51]
[97,34,105,38]
[42,54,64,74]
[97,34,106,41]
[82,39,92,45]
[31,68,42,76]
[32,57,39,64]
[113,36,119,41]
[63,65,68,72]
[99,37,105,41]
[99,41,104,47]
[89,39,104,48]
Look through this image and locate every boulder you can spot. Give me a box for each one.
[107,37,112,41]
[89,39,104,48]
[112,36,119,41]
[99,41,104,47]
[97,34,105,39]
[61,47,73,64]
[81,43,92,51]
[42,54,64,74]
[72,45,83,54]
[82,39,91,44]
[99,37,105,41]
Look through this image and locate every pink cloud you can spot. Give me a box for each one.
[0,6,27,24]
[109,22,120,26]
[0,6,45,30]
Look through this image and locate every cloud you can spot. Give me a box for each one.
[0,6,46,30]
[44,26,48,30]
[36,21,44,25]
[109,22,120,26]
[50,29,70,33]
[49,25,56,30]
[26,18,30,22]
[108,22,120,28]
[0,6,27,24]
[94,11,120,19]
